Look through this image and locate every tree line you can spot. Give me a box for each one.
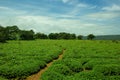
[0,25,95,42]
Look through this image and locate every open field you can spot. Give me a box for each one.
[0,40,63,80]
[0,40,120,80]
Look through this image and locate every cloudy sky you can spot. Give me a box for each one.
[0,0,120,35]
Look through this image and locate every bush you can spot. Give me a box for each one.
[47,64,72,75]
[0,60,46,78]
[0,76,7,80]
[63,59,83,72]
[41,71,65,80]
[64,71,104,80]
[94,64,120,76]
[74,71,104,80]
[105,76,120,80]
[83,60,95,70]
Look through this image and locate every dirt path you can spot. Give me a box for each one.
[26,50,65,80]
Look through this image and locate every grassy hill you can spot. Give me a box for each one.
[83,35,120,40]
[94,35,120,40]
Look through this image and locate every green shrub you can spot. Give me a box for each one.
[63,59,83,73]
[0,40,120,79]
[0,53,6,57]
[42,56,53,63]
[0,60,46,78]
[105,76,120,80]
[47,64,72,75]
[41,71,65,80]
[83,60,95,70]
[64,71,104,80]
[74,71,104,80]
[94,64,120,76]
[0,76,7,80]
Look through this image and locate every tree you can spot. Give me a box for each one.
[5,25,20,40]
[70,33,76,39]
[0,26,7,42]
[87,34,95,40]
[49,32,77,40]
[58,32,68,39]
[77,35,83,40]
[35,33,48,39]
[20,30,35,40]
[49,33,59,39]
[58,32,74,40]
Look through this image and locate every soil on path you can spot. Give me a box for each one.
[26,50,65,80]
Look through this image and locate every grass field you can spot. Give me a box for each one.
[0,40,120,80]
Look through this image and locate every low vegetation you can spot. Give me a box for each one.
[41,40,120,80]
[0,39,120,80]
[0,40,62,79]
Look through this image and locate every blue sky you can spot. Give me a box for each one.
[0,0,120,35]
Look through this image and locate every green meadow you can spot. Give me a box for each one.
[0,40,120,80]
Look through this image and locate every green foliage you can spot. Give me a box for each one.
[5,25,20,40]
[0,26,7,42]
[64,71,104,80]
[0,40,62,79]
[77,35,83,40]
[48,32,76,40]
[35,33,48,39]
[62,59,83,73]
[0,40,120,80]
[0,57,46,78]
[48,33,59,39]
[47,64,72,75]
[0,77,7,80]
[94,64,120,76]
[20,30,35,40]
[41,40,120,80]
[0,25,36,41]
[105,76,120,80]
[75,71,104,80]
[41,71,65,80]
[87,34,95,40]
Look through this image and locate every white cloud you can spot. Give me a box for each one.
[0,6,27,15]
[0,3,119,35]
[62,0,70,3]
[77,3,88,8]
[86,12,120,20]
[0,15,119,35]
[102,4,120,11]
[67,3,89,16]
[0,6,10,10]
[0,15,101,35]
[89,6,97,9]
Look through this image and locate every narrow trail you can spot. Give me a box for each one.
[26,50,65,80]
